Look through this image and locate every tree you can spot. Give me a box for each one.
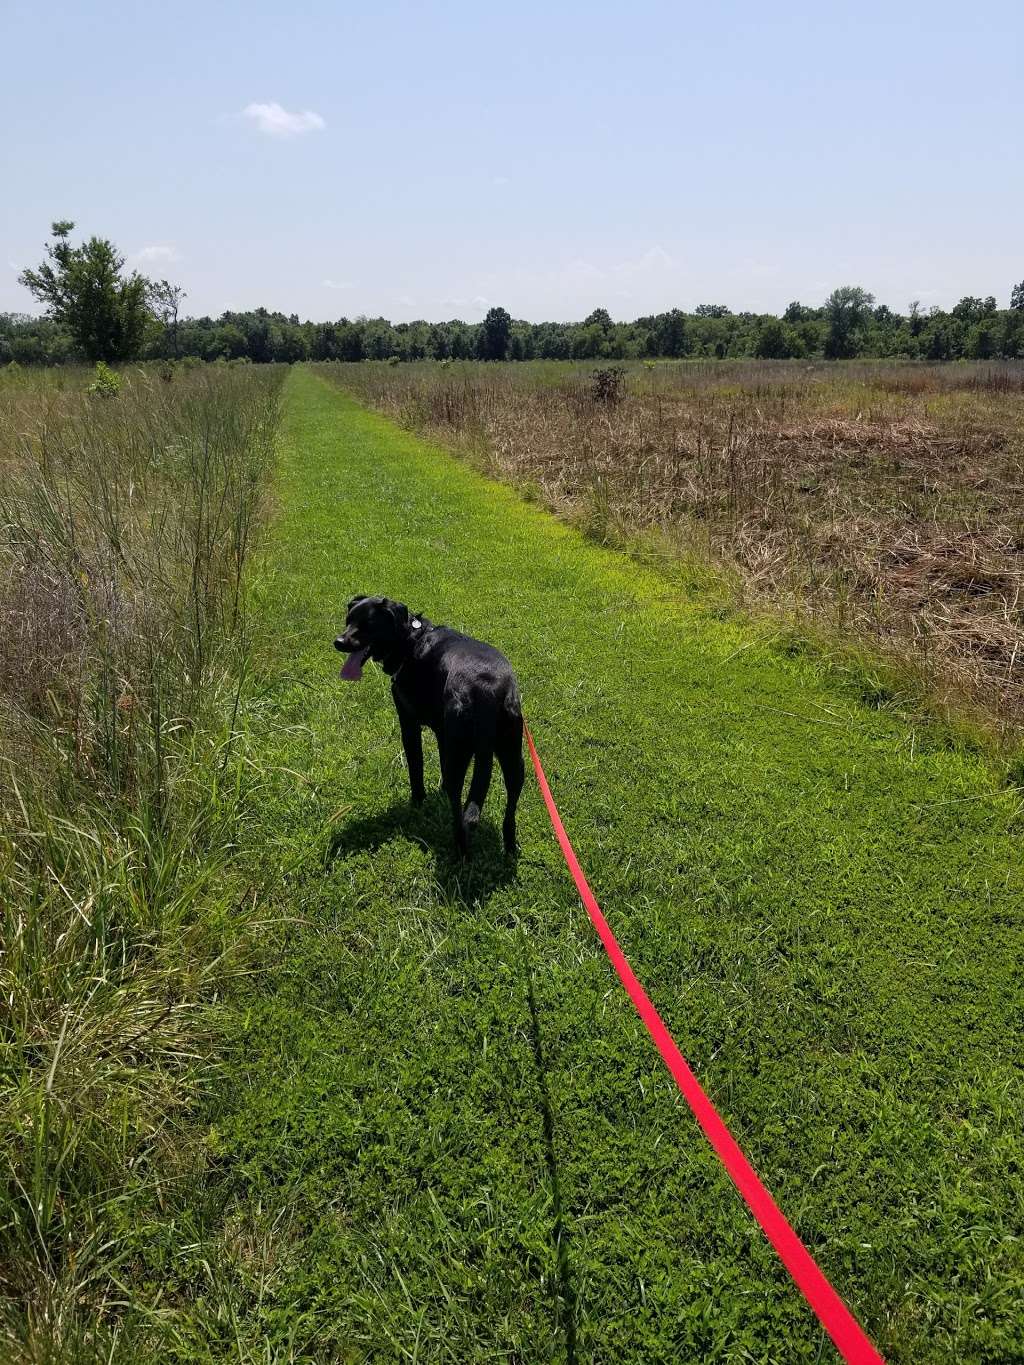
[1010,280,1024,310]
[823,285,875,359]
[652,308,689,357]
[212,323,247,359]
[583,308,613,330]
[478,306,511,360]
[149,279,186,357]
[966,321,997,359]
[19,221,152,362]
[694,303,731,318]
[754,319,792,359]
[950,295,998,324]
[924,319,954,360]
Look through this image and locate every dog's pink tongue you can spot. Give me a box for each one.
[339,650,365,682]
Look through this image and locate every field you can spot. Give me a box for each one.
[2,363,1023,1362]
[331,359,1024,743]
[0,362,283,1358]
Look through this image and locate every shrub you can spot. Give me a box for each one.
[590,366,625,404]
[86,360,120,397]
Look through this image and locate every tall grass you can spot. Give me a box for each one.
[0,363,282,1360]
[326,359,1024,739]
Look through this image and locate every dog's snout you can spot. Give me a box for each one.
[334,636,346,652]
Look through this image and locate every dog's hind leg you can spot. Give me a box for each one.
[441,724,474,856]
[462,743,494,845]
[496,728,524,855]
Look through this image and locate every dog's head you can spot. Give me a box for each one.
[334,595,411,680]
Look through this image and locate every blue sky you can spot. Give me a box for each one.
[3,0,1021,322]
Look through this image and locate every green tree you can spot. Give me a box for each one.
[823,285,875,359]
[478,306,512,360]
[924,319,955,360]
[652,308,689,357]
[1010,280,1024,310]
[950,296,998,324]
[212,323,247,359]
[19,221,152,362]
[966,320,997,359]
[754,318,792,359]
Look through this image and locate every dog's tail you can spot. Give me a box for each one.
[504,675,523,723]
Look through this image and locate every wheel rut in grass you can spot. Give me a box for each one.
[211,367,1023,1364]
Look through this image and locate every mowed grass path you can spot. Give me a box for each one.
[212,368,1022,1362]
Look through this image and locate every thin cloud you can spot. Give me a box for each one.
[242,102,325,137]
[132,244,181,266]
[564,258,605,281]
[612,245,676,278]
[322,278,354,290]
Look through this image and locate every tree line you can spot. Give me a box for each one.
[5,223,1024,366]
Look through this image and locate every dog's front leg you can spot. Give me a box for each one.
[398,713,426,804]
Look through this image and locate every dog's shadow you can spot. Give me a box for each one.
[325,791,517,902]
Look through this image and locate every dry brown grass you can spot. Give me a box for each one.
[326,360,1024,737]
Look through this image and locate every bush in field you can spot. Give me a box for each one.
[590,366,625,404]
[86,359,120,397]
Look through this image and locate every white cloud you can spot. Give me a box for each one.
[132,244,180,266]
[491,175,510,186]
[322,278,354,290]
[471,295,493,312]
[242,102,325,137]
[8,260,20,272]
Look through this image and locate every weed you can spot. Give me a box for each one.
[86,360,121,398]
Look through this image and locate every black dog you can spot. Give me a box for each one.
[335,596,524,857]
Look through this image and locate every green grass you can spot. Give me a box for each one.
[0,364,283,1363]
[180,367,1022,1363]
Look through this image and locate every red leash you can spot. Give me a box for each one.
[523,722,884,1365]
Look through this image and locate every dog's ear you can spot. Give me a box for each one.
[347,594,369,614]
[385,600,410,628]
